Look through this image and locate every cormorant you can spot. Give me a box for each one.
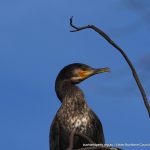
[50,63,110,150]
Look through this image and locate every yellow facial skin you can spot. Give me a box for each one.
[79,68,110,79]
[79,70,92,78]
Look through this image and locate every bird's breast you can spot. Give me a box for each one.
[59,109,91,133]
[70,114,89,132]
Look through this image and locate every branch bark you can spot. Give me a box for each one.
[69,17,150,118]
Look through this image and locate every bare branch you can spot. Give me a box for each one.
[75,132,95,144]
[68,130,122,150]
[67,128,94,150]
[69,17,150,118]
[67,129,76,150]
[75,147,121,150]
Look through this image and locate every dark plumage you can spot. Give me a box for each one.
[50,63,110,150]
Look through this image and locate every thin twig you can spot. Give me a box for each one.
[69,17,150,118]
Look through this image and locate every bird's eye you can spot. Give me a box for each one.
[81,66,87,71]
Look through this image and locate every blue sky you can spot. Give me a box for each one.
[0,0,150,150]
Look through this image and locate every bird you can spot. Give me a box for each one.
[50,63,110,150]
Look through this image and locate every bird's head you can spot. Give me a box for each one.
[56,63,110,84]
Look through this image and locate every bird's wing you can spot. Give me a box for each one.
[90,110,105,144]
[49,116,60,150]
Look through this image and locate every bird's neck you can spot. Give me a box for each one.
[55,79,86,106]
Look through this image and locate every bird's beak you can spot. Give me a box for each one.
[93,67,110,75]
[79,67,110,79]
